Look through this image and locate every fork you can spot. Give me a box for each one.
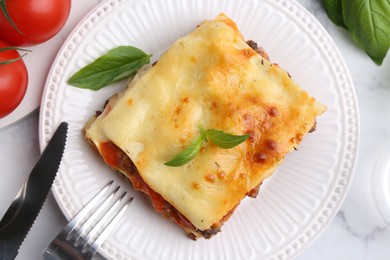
[43,181,133,260]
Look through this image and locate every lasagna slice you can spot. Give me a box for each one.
[84,13,326,240]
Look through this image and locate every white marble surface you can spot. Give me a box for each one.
[1,0,389,259]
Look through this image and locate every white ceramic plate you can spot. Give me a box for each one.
[39,0,359,259]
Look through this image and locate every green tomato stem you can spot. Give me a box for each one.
[0,0,25,35]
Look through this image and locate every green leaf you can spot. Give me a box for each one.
[204,129,249,149]
[164,134,206,167]
[341,0,390,65]
[164,128,249,167]
[322,0,390,65]
[68,46,151,90]
[321,0,347,28]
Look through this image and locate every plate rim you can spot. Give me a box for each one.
[39,0,360,259]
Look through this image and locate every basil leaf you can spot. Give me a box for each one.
[323,0,390,65]
[341,0,390,65]
[68,46,151,90]
[164,128,249,167]
[164,135,205,167]
[322,0,347,28]
[205,129,249,149]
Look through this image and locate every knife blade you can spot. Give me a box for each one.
[0,122,68,260]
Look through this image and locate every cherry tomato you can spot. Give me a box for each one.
[0,0,71,46]
[0,40,28,118]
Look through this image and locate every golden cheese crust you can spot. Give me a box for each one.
[85,13,326,237]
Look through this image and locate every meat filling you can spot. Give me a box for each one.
[95,140,243,240]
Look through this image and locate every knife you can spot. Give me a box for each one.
[0,122,68,260]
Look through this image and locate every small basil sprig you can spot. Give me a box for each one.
[164,135,205,167]
[203,128,250,149]
[68,46,151,90]
[164,128,249,167]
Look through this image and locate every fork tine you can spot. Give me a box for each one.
[73,185,120,245]
[87,196,133,256]
[64,181,114,237]
[78,190,125,249]
[43,182,133,260]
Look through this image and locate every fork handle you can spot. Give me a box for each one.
[43,240,84,260]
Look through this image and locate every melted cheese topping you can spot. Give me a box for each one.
[85,14,326,231]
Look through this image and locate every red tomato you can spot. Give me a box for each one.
[0,40,28,118]
[0,0,71,46]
